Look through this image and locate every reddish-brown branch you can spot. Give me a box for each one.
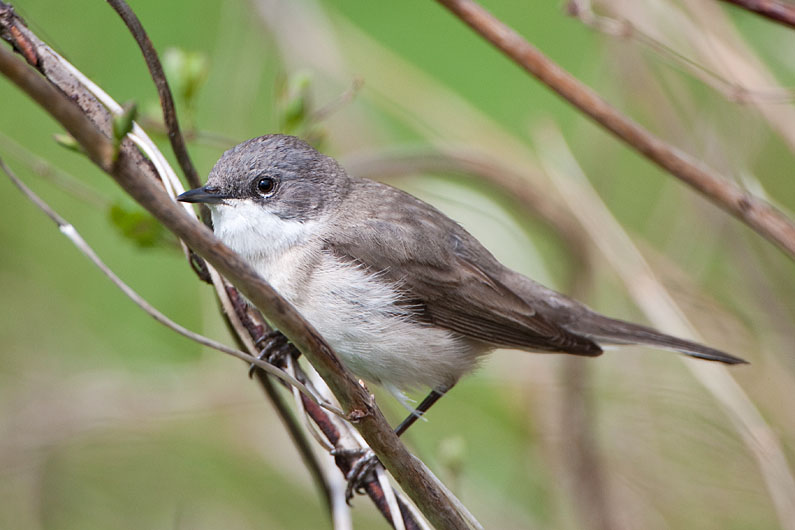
[217,283,332,512]
[719,0,795,29]
[225,281,422,527]
[434,0,795,260]
[301,395,422,530]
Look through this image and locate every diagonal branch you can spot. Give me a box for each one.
[216,275,424,529]
[0,6,443,526]
[718,0,795,29]
[100,1,340,512]
[0,41,470,530]
[433,0,795,260]
[210,275,335,516]
[0,156,338,414]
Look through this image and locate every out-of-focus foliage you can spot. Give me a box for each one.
[112,101,138,152]
[1,1,793,529]
[163,47,210,109]
[109,202,174,249]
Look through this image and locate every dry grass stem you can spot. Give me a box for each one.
[535,126,795,530]
[567,0,794,103]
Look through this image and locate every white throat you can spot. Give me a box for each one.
[210,200,318,263]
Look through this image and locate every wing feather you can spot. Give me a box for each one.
[326,180,602,357]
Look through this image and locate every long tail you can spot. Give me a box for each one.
[573,313,748,365]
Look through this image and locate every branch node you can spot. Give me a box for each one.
[347,407,371,424]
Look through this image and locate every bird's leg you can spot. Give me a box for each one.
[248,330,299,377]
[342,387,450,502]
[395,388,447,437]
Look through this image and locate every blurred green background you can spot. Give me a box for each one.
[1,1,794,529]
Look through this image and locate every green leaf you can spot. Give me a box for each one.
[112,101,138,146]
[276,71,313,134]
[163,47,209,109]
[53,133,84,154]
[109,202,172,249]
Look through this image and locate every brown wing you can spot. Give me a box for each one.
[326,180,602,356]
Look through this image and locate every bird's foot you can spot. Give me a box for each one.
[248,330,297,377]
[331,448,381,503]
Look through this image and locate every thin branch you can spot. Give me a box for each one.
[300,394,425,530]
[566,0,794,104]
[377,466,407,530]
[0,155,340,417]
[0,40,469,530]
[718,0,795,29]
[433,0,795,260]
[105,0,201,190]
[218,274,423,529]
[0,130,109,207]
[210,271,334,515]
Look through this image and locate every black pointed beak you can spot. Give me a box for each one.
[177,186,228,204]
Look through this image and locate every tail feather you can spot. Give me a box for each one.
[573,314,748,365]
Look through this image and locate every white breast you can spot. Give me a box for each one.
[210,201,484,391]
[211,200,316,302]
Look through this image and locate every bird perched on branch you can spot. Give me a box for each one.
[178,134,746,437]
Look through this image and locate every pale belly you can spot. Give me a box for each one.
[209,203,485,391]
[261,251,483,391]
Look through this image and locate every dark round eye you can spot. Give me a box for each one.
[256,177,276,195]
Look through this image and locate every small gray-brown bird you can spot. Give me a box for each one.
[179,134,746,434]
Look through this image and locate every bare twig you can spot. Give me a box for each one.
[299,394,425,530]
[0,130,109,207]
[719,0,795,29]
[105,0,201,190]
[209,271,334,515]
[0,41,470,530]
[566,0,794,104]
[0,155,340,416]
[216,269,425,529]
[433,0,795,259]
